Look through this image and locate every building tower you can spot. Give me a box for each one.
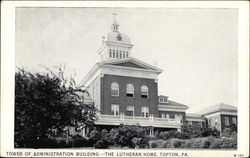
[97,11,134,61]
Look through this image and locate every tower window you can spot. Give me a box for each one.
[141,85,148,98]
[113,50,115,58]
[126,84,134,97]
[141,107,149,117]
[111,82,119,96]
[109,49,112,58]
[116,50,118,58]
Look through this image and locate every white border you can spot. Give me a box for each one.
[1,1,249,157]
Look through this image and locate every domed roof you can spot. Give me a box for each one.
[107,32,131,45]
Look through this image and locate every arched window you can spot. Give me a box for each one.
[119,51,122,58]
[116,50,119,58]
[109,49,112,58]
[113,50,115,58]
[111,82,119,96]
[126,84,134,97]
[141,85,148,98]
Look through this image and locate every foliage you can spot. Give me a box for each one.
[15,67,97,148]
[149,136,237,149]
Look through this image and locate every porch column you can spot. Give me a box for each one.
[177,127,181,132]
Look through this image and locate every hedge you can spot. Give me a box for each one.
[149,136,237,149]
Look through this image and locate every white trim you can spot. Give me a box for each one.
[186,118,206,122]
[158,107,186,112]
[101,64,161,74]
[100,57,163,72]
[203,111,237,118]
[158,104,188,109]
[100,66,158,80]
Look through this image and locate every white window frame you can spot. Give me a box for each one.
[225,117,229,126]
[232,117,237,125]
[112,50,115,58]
[141,85,148,98]
[141,106,149,117]
[159,97,168,103]
[188,121,192,127]
[111,104,119,116]
[198,121,203,128]
[126,84,134,97]
[111,82,119,96]
[126,106,134,116]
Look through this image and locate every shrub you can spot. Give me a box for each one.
[71,134,87,147]
[209,139,224,149]
[149,139,164,148]
[94,139,109,149]
[219,137,237,149]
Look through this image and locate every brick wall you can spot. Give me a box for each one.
[100,74,158,117]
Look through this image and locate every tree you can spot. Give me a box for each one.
[15,66,97,148]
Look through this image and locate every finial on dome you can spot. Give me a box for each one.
[111,9,119,32]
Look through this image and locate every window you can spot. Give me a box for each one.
[169,113,175,119]
[111,82,119,96]
[163,98,168,103]
[232,117,237,125]
[126,106,134,116]
[161,113,165,118]
[113,50,115,58]
[126,84,134,97]
[141,107,149,117]
[111,104,119,116]
[188,121,192,128]
[123,51,125,58]
[159,98,163,103]
[198,122,202,128]
[116,50,119,58]
[225,117,229,126]
[141,85,148,98]
[126,52,128,57]
[109,49,112,58]
[159,97,168,103]
[119,51,122,58]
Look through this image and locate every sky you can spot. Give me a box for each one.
[15,7,238,113]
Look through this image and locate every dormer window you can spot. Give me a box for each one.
[159,96,168,103]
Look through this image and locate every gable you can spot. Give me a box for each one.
[111,61,147,69]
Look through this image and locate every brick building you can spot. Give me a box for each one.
[79,14,237,136]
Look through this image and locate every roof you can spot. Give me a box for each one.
[107,32,131,45]
[197,103,237,116]
[159,99,189,109]
[186,113,204,118]
[79,57,163,86]
[100,57,163,73]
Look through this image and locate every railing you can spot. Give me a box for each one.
[96,114,182,128]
